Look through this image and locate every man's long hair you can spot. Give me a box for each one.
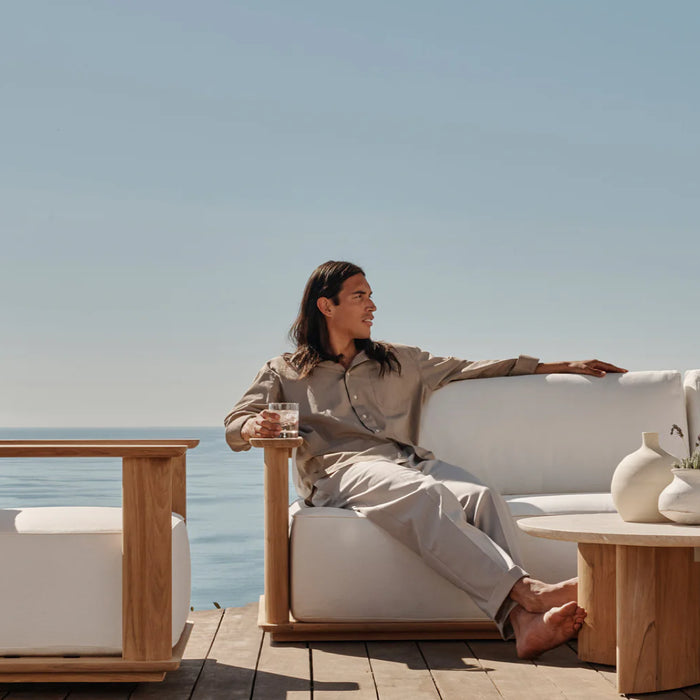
[287,260,401,377]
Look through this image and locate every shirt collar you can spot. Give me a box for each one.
[317,349,371,372]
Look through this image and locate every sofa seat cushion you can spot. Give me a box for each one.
[289,493,616,622]
[506,492,615,517]
[0,506,190,655]
[289,501,487,622]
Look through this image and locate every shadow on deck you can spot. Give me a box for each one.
[1,601,699,699]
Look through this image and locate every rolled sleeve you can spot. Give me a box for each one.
[508,355,540,376]
[224,362,283,452]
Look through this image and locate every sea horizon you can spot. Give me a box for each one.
[0,426,283,611]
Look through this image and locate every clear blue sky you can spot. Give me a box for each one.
[3,1,699,427]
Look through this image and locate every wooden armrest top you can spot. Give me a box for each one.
[0,439,199,447]
[250,437,304,448]
[0,442,193,458]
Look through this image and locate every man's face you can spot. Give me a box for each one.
[321,273,376,341]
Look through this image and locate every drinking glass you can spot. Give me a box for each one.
[268,403,299,438]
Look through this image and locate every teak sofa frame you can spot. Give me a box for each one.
[251,438,500,641]
[0,439,199,683]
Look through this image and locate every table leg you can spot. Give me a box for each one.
[616,545,700,694]
[577,543,616,665]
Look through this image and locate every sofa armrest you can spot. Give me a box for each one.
[250,437,303,626]
[0,439,198,661]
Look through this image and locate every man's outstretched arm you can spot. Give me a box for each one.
[534,360,627,376]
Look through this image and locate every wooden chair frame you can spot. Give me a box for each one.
[251,438,500,642]
[0,439,198,683]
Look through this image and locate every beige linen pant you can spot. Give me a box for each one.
[310,458,527,637]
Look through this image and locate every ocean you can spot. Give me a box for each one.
[0,427,287,611]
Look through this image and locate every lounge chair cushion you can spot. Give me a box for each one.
[0,506,190,655]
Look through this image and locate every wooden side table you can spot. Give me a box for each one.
[518,512,700,694]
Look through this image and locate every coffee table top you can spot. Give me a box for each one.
[517,512,700,546]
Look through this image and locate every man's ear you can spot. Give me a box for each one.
[316,297,334,318]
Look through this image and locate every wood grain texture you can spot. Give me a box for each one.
[616,545,658,693]
[171,453,187,520]
[615,545,700,694]
[262,446,291,626]
[468,640,563,700]
[191,604,262,700]
[0,673,164,684]
[0,440,199,447]
[419,640,502,699]
[577,542,616,665]
[56,682,136,699]
[258,597,500,641]
[0,444,187,458]
[131,611,221,700]
[530,642,622,699]
[1,685,70,700]
[654,548,700,692]
[1,601,699,697]
[252,635,310,699]
[366,641,439,700]
[311,642,377,700]
[0,438,195,684]
[122,457,173,662]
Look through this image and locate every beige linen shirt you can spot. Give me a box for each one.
[224,344,539,497]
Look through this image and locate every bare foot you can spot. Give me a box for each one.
[511,601,587,659]
[509,576,578,613]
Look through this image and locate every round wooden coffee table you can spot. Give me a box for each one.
[518,512,700,694]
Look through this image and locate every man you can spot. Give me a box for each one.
[225,260,627,658]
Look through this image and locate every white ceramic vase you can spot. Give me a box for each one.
[610,432,676,523]
[658,468,700,524]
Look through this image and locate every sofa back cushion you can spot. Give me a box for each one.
[684,370,700,455]
[420,370,689,495]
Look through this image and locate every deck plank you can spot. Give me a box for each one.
[2,603,700,698]
[310,642,376,700]
[418,640,501,700]
[531,642,621,699]
[131,609,223,700]
[366,641,439,700]
[590,656,697,699]
[0,688,68,700]
[252,635,310,700]
[191,603,263,700]
[468,640,563,700]
[66,684,135,698]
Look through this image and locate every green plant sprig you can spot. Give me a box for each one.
[672,448,700,470]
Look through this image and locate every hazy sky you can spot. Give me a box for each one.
[3,1,699,427]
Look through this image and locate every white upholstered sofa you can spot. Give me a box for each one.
[259,369,699,639]
[0,439,195,683]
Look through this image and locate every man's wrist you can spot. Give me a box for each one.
[535,362,564,374]
[240,417,254,442]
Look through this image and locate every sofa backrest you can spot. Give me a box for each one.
[685,370,700,456]
[420,370,689,496]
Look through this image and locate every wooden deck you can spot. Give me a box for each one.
[1,601,699,699]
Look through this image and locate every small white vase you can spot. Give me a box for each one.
[611,432,676,523]
[658,468,700,524]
